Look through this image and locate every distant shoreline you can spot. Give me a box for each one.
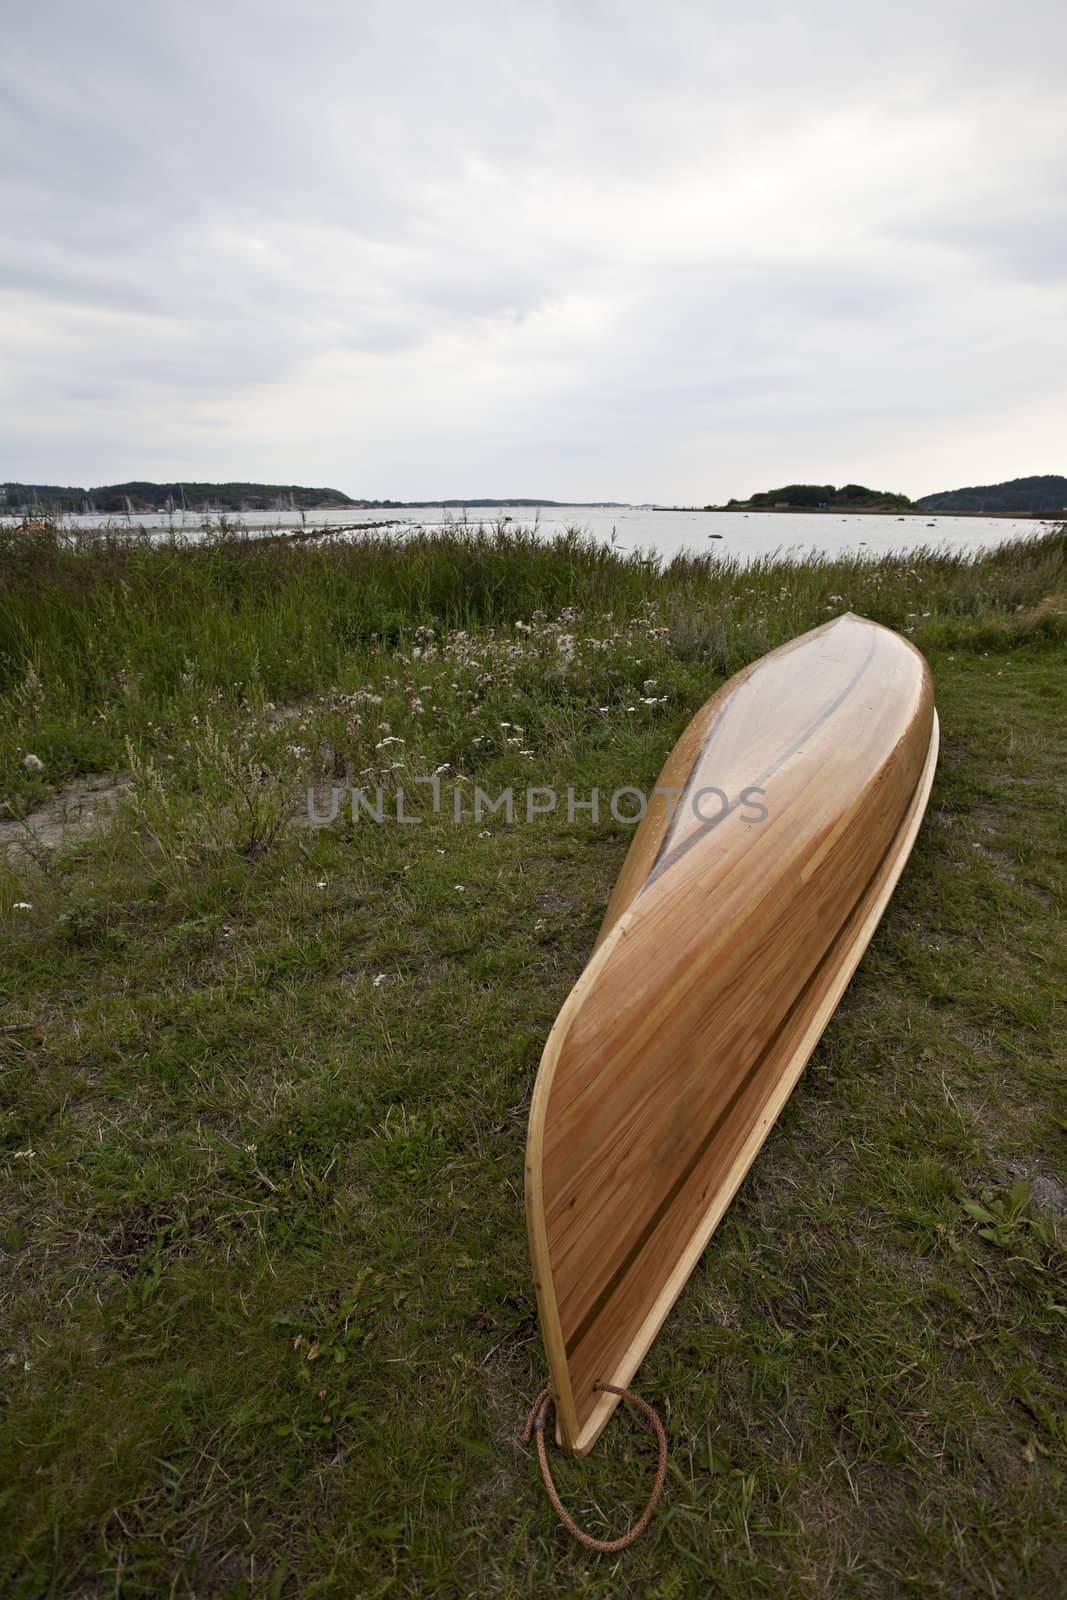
[654,505,1055,520]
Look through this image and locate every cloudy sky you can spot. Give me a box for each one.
[2,1,1065,503]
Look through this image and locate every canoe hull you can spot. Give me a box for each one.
[525,615,938,1454]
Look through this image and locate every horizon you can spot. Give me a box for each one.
[4,471,1065,509]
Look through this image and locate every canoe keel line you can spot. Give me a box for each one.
[524,614,939,1505]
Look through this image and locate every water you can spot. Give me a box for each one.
[4,503,1054,566]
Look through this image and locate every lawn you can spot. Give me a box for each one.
[1,522,1065,1597]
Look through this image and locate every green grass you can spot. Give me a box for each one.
[0,523,1065,1597]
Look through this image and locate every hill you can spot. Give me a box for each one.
[1,481,357,514]
[915,475,1067,515]
[724,482,912,511]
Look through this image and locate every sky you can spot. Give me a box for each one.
[2,0,1065,504]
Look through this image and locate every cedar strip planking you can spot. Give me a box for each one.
[526,615,938,1453]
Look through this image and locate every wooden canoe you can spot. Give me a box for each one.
[525,613,938,1455]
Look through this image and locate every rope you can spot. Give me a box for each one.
[522,1381,668,1552]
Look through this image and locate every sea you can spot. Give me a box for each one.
[4,503,1056,567]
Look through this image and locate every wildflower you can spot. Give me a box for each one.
[14,1148,35,1159]
[316,879,327,889]
[21,753,44,772]
[454,884,466,893]
[12,901,33,911]
[373,973,388,987]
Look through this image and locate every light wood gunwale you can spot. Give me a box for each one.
[525,616,938,1455]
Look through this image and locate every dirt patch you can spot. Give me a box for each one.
[1,774,130,857]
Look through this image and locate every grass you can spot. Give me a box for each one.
[0,521,1065,1597]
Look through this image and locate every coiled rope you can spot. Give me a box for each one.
[522,1381,667,1552]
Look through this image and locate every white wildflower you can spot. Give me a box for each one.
[12,902,33,911]
[21,753,44,772]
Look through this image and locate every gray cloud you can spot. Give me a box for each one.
[2,0,1065,499]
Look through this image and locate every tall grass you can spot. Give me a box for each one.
[1,518,1064,804]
